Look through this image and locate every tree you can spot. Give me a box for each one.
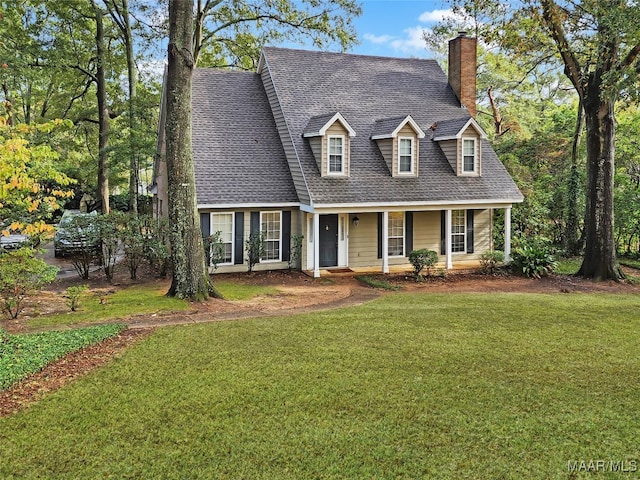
[0,118,75,237]
[165,0,218,300]
[192,0,361,68]
[439,0,640,280]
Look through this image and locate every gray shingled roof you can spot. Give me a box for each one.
[371,116,411,139]
[261,47,523,205]
[432,117,475,138]
[303,113,339,137]
[191,68,298,206]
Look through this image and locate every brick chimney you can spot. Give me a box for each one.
[448,31,477,118]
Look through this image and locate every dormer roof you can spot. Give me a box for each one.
[371,115,426,140]
[303,112,356,138]
[432,117,487,141]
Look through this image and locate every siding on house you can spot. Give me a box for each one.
[321,122,351,177]
[439,139,457,173]
[202,207,302,274]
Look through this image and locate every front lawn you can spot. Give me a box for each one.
[0,324,126,390]
[1,292,639,478]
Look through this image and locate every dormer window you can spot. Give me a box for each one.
[303,112,355,177]
[463,138,476,173]
[433,117,486,177]
[328,135,344,174]
[398,138,414,174]
[371,115,425,177]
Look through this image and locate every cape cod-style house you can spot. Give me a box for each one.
[152,33,523,277]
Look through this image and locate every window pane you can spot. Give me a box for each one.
[211,213,233,263]
[463,139,475,172]
[399,139,412,173]
[261,212,281,261]
[451,210,465,253]
[329,137,343,173]
[387,212,404,257]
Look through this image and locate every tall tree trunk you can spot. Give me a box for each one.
[577,86,621,280]
[564,98,583,256]
[165,0,220,300]
[94,3,110,214]
[2,83,15,126]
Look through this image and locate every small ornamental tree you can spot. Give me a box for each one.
[245,232,265,273]
[0,248,58,320]
[289,234,304,270]
[96,212,123,282]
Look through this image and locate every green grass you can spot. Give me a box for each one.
[2,293,640,479]
[355,275,401,290]
[28,284,191,328]
[214,279,279,300]
[555,256,582,274]
[619,256,640,270]
[0,324,126,390]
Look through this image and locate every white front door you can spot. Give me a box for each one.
[338,214,348,267]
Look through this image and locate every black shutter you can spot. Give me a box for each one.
[440,210,446,255]
[234,212,244,265]
[250,211,260,235]
[405,211,413,256]
[466,209,475,253]
[282,211,291,262]
[200,212,210,266]
[377,212,383,259]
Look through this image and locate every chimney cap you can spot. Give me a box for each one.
[457,30,468,37]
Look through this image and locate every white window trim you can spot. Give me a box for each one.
[398,137,414,175]
[451,209,466,254]
[462,138,477,174]
[387,211,405,258]
[260,210,282,263]
[327,135,346,176]
[210,212,234,266]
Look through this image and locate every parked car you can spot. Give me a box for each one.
[0,233,31,251]
[54,210,99,257]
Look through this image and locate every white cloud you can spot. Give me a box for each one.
[418,9,454,23]
[388,26,428,54]
[363,33,396,45]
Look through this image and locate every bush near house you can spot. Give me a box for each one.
[408,249,438,279]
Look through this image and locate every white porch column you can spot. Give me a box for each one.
[313,213,320,278]
[504,206,512,263]
[382,211,389,274]
[446,209,453,270]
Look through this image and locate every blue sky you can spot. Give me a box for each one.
[350,0,454,58]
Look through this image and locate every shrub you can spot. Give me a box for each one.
[408,249,438,279]
[480,250,505,275]
[95,212,124,282]
[144,217,170,277]
[289,234,304,270]
[57,213,100,279]
[121,214,149,280]
[0,248,58,319]
[65,285,89,312]
[511,241,557,278]
[245,232,264,273]
[204,231,226,271]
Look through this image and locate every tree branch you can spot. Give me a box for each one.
[540,0,584,98]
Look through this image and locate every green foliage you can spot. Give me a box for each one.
[95,212,123,282]
[64,285,89,312]
[143,217,171,278]
[511,240,558,279]
[408,249,438,279]
[0,247,58,319]
[0,323,125,390]
[288,234,304,270]
[120,213,148,280]
[479,250,505,275]
[204,231,226,271]
[355,275,400,291]
[245,232,264,273]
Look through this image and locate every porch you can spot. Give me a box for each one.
[302,207,512,278]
